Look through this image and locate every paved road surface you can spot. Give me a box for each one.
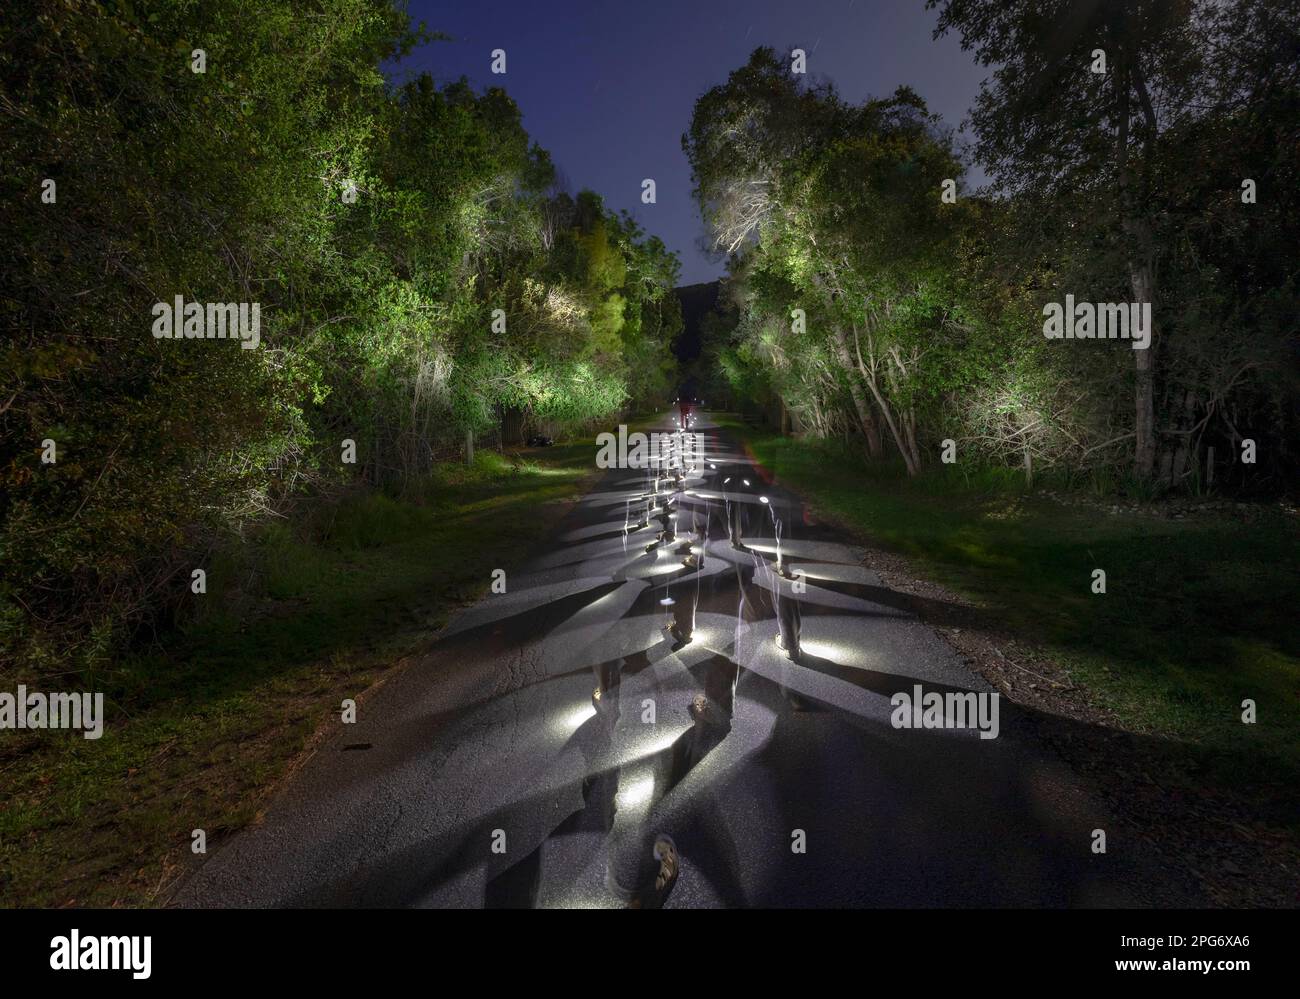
[177,413,1196,908]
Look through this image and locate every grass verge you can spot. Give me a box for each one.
[0,442,597,907]
[736,422,1300,800]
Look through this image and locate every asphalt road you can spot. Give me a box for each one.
[176,413,1195,908]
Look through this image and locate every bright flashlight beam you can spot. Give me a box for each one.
[615,774,655,810]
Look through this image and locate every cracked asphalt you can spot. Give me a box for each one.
[175,413,1197,908]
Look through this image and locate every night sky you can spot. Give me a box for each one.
[394,0,990,285]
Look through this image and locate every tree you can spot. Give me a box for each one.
[685,48,967,473]
[0,0,681,673]
[929,0,1298,483]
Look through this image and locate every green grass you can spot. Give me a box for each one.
[0,441,598,907]
[741,426,1300,792]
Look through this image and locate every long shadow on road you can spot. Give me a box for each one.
[176,414,1205,909]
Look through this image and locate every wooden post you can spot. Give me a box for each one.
[465,428,474,466]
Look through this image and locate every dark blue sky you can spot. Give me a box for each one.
[395,0,990,286]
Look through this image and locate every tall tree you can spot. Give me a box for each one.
[931,0,1217,479]
[685,48,965,471]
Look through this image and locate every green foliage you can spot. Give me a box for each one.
[0,0,679,676]
[685,50,977,469]
[689,13,1298,491]
[929,0,1299,486]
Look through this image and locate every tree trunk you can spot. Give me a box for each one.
[1169,387,1199,484]
[862,375,919,477]
[1117,42,1159,481]
[1127,245,1157,480]
[846,324,918,476]
[465,428,474,467]
[901,407,921,474]
[832,328,882,458]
